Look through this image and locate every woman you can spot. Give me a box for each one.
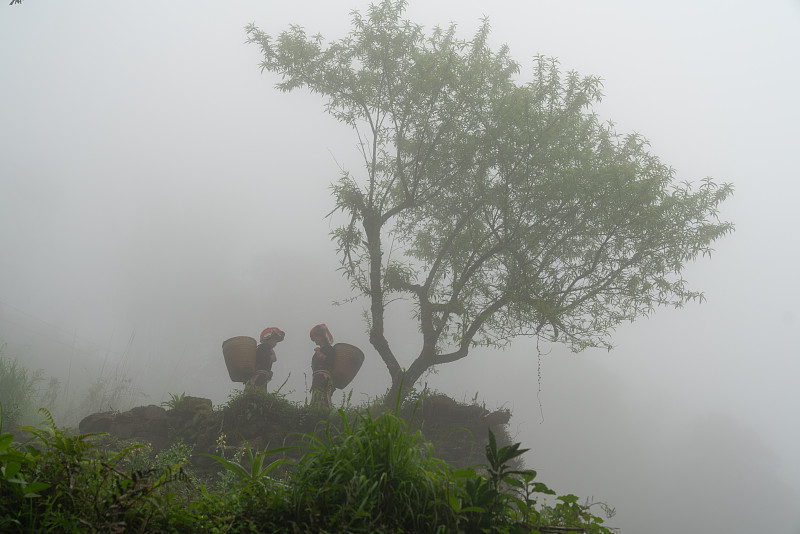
[247,327,285,388]
[309,323,335,408]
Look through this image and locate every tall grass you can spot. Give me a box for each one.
[292,408,452,532]
[0,346,43,427]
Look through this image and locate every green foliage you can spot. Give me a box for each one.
[222,384,296,423]
[0,409,193,533]
[291,408,452,532]
[247,0,734,398]
[0,405,616,533]
[0,349,44,426]
[449,429,556,533]
[160,391,186,409]
[203,439,292,490]
[541,494,618,534]
[153,439,194,474]
[0,414,50,502]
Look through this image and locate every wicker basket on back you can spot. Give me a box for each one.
[330,343,365,389]
[222,336,257,382]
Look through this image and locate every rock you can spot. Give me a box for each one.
[78,405,170,447]
[110,411,135,439]
[166,397,220,456]
[484,409,511,428]
[79,412,115,434]
[130,404,167,421]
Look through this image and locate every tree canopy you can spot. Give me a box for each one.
[246,0,733,400]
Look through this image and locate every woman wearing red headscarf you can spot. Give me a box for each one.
[309,324,335,408]
[248,327,285,388]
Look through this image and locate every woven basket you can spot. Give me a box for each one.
[222,336,257,382]
[330,343,365,389]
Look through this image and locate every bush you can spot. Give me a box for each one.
[290,408,453,533]
[0,409,194,533]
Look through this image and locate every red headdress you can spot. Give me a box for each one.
[309,324,333,346]
[260,327,285,343]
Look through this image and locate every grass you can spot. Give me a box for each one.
[0,348,44,428]
[290,408,449,532]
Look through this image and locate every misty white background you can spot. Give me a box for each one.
[2,1,799,532]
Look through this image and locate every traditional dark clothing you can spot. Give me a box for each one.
[310,324,335,408]
[247,342,275,387]
[247,327,285,388]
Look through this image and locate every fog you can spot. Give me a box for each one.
[2,1,799,532]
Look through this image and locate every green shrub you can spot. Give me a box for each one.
[221,386,297,424]
[161,391,186,409]
[0,409,194,533]
[291,408,452,533]
[204,439,292,491]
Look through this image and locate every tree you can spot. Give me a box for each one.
[246,0,733,402]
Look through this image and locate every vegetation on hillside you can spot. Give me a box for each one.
[0,354,616,533]
[1,400,616,533]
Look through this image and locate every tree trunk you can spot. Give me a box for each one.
[363,215,402,381]
[384,353,431,407]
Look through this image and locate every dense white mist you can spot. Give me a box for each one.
[2,1,799,533]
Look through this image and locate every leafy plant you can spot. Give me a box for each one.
[0,405,50,503]
[541,494,618,534]
[0,409,193,532]
[204,440,291,491]
[222,385,296,424]
[160,391,186,409]
[153,439,193,472]
[451,429,555,532]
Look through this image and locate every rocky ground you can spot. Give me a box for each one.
[78,388,515,477]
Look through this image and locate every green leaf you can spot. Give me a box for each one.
[2,461,21,479]
[531,481,555,495]
[202,453,251,481]
[447,492,461,511]
[459,506,487,514]
[22,481,50,497]
[503,476,524,489]
[558,493,580,504]
[453,468,478,478]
